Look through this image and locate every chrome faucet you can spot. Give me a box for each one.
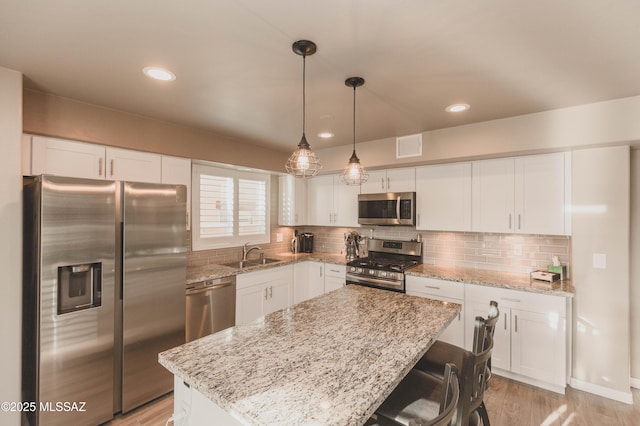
[242,242,262,261]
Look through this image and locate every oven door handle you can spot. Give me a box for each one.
[346,274,403,289]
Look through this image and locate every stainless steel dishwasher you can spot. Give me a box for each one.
[185,276,236,342]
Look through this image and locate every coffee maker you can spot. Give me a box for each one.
[299,233,314,253]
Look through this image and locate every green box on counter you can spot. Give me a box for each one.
[547,265,567,280]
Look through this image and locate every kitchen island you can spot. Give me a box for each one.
[159,285,460,426]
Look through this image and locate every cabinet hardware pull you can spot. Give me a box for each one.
[515,314,518,332]
[425,285,440,290]
[269,286,273,298]
[387,177,390,189]
[381,177,385,190]
[417,213,420,227]
[501,297,521,303]
[110,159,114,176]
[504,313,507,330]
[458,312,461,320]
[330,269,339,273]
[518,214,522,230]
[509,213,512,229]
[320,267,323,278]
[98,158,103,176]
[264,288,268,300]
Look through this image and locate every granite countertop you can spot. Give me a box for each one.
[186,252,348,284]
[159,285,460,426]
[406,264,574,297]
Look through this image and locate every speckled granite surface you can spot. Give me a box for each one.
[159,285,460,426]
[405,264,574,297]
[186,252,348,284]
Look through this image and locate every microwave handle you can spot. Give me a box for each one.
[396,195,401,221]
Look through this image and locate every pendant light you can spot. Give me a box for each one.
[285,40,322,178]
[340,77,369,185]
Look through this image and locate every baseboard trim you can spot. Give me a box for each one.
[631,377,640,390]
[569,377,634,404]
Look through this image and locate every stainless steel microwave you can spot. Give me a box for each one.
[358,192,416,226]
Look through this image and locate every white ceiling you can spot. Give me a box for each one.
[1,1,639,151]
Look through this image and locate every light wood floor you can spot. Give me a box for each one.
[105,376,640,425]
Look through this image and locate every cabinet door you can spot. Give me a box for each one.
[265,279,292,315]
[308,262,325,299]
[30,136,106,179]
[161,155,191,230]
[236,284,266,325]
[472,158,515,233]
[334,177,360,227]
[510,308,566,386]
[416,163,472,231]
[465,299,510,369]
[324,276,345,293]
[386,168,416,192]
[293,262,310,304]
[308,175,334,226]
[105,147,161,183]
[279,175,308,226]
[515,153,566,235]
[361,170,387,194]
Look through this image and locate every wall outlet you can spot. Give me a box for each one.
[593,253,607,269]
[276,233,283,242]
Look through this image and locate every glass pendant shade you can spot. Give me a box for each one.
[340,76,368,186]
[286,40,322,178]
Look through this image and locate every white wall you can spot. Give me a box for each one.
[631,149,640,383]
[569,147,632,401]
[317,96,640,172]
[0,67,23,425]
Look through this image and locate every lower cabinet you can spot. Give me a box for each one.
[293,261,346,303]
[465,283,569,393]
[323,264,346,293]
[405,276,465,347]
[235,265,293,325]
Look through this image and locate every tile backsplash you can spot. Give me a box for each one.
[188,224,570,276]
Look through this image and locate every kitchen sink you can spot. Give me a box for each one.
[221,258,282,269]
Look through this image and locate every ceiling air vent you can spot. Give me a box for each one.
[396,133,422,159]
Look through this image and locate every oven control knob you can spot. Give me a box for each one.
[368,269,376,275]
[379,271,387,278]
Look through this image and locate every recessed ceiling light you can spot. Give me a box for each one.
[446,103,470,113]
[143,67,176,81]
[317,132,334,139]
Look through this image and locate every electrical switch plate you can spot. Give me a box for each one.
[276,233,283,242]
[593,253,607,269]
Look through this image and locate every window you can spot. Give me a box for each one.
[192,163,270,250]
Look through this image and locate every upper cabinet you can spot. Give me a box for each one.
[471,153,570,235]
[278,175,308,226]
[308,174,360,227]
[415,162,472,232]
[360,168,415,194]
[161,155,192,230]
[23,135,161,183]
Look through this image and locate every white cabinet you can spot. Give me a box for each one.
[23,135,162,183]
[415,162,472,231]
[308,174,360,227]
[406,276,465,347]
[278,175,308,226]
[361,168,416,194]
[161,155,191,229]
[293,262,345,303]
[472,153,569,235]
[293,261,325,304]
[465,283,569,393]
[323,264,346,293]
[235,265,293,325]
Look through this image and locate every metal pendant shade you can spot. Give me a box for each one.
[285,40,322,178]
[340,77,369,185]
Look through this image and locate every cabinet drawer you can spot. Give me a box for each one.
[406,276,464,300]
[465,283,566,315]
[236,265,293,289]
[324,263,346,278]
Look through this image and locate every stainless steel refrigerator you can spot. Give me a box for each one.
[22,175,187,426]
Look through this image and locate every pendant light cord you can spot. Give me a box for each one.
[302,53,306,135]
[352,85,356,153]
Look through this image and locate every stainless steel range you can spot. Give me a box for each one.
[346,238,422,292]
